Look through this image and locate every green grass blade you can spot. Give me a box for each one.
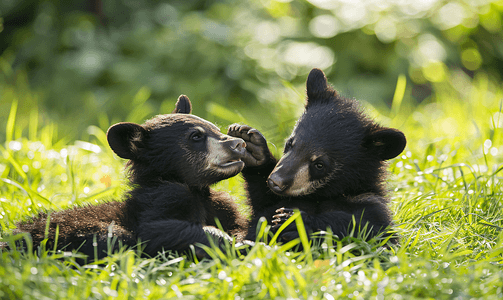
[29,102,38,141]
[391,74,406,117]
[0,177,56,209]
[0,144,27,182]
[269,211,300,245]
[6,99,17,143]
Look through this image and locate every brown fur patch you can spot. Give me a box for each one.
[16,202,130,247]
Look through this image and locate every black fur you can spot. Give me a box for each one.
[10,95,248,261]
[229,68,406,243]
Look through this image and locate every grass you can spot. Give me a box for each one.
[0,69,502,299]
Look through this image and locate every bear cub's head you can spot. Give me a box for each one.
[268,68,406,198]
[107,95,247,187]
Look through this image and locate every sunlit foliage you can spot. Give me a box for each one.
[1,0,503,298]
[1,0,503,139]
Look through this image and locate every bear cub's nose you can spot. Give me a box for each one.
[268,173,287,193]
[228,138,246,154]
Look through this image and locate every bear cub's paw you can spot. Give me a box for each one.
[271,207,313,242]
[227,124,271,168]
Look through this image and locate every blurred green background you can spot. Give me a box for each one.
[1,0,503,144]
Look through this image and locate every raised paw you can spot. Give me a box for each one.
[227,124,271,167]
[272,207,295,225]
[271,208,313,244]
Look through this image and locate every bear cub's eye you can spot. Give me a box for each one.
[284,139,293,152]
[190,131,204,141]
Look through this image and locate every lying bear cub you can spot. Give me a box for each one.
[229,68,406,243]
[11,95,248,260]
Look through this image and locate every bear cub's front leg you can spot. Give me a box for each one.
[227,124,281,242]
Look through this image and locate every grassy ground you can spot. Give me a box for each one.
[0,71,502,299]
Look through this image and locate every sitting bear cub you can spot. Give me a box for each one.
[11,95,248,260]
[228,68,406,243]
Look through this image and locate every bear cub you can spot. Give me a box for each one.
[10,95,248,260]
[228,68,406,243]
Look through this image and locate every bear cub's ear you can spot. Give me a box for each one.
[107,122,147,160]
[363,128,407,161]
[306,68,329,100]
[171,95,192,114]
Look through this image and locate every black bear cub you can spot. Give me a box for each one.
[228,68,406,243]
[10,95,248,260]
